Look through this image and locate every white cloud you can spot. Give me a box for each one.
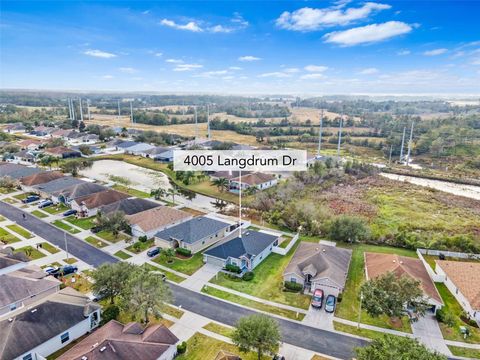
[258,72,291,78]
[196,70,229,77]
[173,63,203,71]
[300,73,325,80]
[160,19,203,32]
[101,75,114,79]
[239,56,261,62]
[209,25,233,33]
[276,2,391,31]
[166,58,183,64]
[304,65,328,72]
[359,67,379,74]
[84,49,117,58]
[229,66,242,70]
[323,21,412,46]
[397,49,411,55]
[472,58,480,65]
[154,52,163,57]
[423,48,448,56]
[118,67,138,74]
[284,67,300,73]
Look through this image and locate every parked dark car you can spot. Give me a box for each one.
[63,209,77,217]
[325,295,336,313]
[43,266,59,275]
[38,200,53,208]
[311,289,324,309]
[22,195,40,203]
[91,226,103,234]
[147,247,161,257]
[51,265,78,278]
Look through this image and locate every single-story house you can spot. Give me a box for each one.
[50,129,75,139]
[71,144,103,156]
[57,320,179,360]
[12,150,36,164]
[115,141,140,151]
[3,123,26,134]
[0,266,60,317]
[0,163,42,180]
[229,173,277,193]
[142,147,174,161]
[124,142,156,156]
[0,252,26,275]
[127,206,192,239]
[51,182,107,204]
[70,189,129,217]
[32,177,85,199]
[365,253,443,314]
[0,287,100,360]
[210,171,251,181]
[435,261,480,323]
[203,230,279,271]
[43,146,81,159]
[21,171,64,190]
[283,243,352,296]
[155,216,231,253]
[99,197,160,216]
[17,139,43,151]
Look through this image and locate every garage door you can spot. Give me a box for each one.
[205,255,225,268]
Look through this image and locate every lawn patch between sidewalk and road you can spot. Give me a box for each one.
[52,220,81,234]
[6,224,33,238]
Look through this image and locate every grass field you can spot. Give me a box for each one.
[152,250,205,275]
[126,239,155,254]
[63,274,92,294]
[40,242,60,254]
[447,345,480,359]
[85,236,108,248]
[335,243,415,333]
[52,220,81,234]
[14,246,46,260]
[43,203,69,214]
[209,240,311,310]
[6,224,33,238]
[2,198,18,204]
[202,322,234,338]
[31,210,49,218]
[64,216,96,230]
[63,257,78,264]
[112,184,152,198]
[0,186,15,194]
[96,230,130,243]
[114,250,132,259]
[333,321,393,341]
[179,207,206,217]
[202,285,305,321]
[0,227,21,244]
[142,262,186,283]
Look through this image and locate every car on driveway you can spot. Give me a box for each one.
[311,289,324,308]
[22,195,40,203]
[325,295,336,313]
[147,247,161,257]
[51,265,78,278]
[38,200,53,208]
[63,209,77,216]
[43,266,59,275]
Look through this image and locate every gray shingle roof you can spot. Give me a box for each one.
[0,274,59,308]
[33,177,86,194]
[116,141,139,149]
[52,182,107,200]
[0,163,43,179]
[155,216,230,245]
[204,230,278,260]
[100,198,160,216]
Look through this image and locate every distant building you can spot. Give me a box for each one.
[229,173,277,193]
[12,149,36,164]
[3,123,26,134]
[32,176,85,198]
[43,146,81,159]
[51,182,108,204]
[70,189,129,217]
[99,197,160,216]
[0,163,42,181]
[127,206,192,238]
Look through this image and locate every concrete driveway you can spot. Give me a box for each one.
[303,304,335,330]
[412,314,451,356]
[180,263,222,291]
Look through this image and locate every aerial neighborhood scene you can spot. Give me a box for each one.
[0,1,479,359]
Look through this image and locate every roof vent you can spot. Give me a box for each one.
[92,342,99,349]
[8,318,13,322]
[393,260,396,263]
[81,357,88,360]
[322,249,326,252]
[31,309,37,313]
[399,261,404,264]
[245,232,250,236]
[100,346,107,352]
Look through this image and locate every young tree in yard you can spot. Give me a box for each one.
[360,272,430,319]
[151,187,166,200]
[232,314,281,360]
[92,262,135,304]
[97,211,129,239]
[355,335,446,360]
[0,176,16,190]
[212,177,229,192]
[78,144,93,156]
[121,267,172,324]
[60,158,92,176]
[328,215,370,243]
[39,155,58,169]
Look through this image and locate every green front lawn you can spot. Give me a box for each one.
[176,333,270,360]
[31,210,49,218]
[62,274,92,294]
[335,243,415,333]
[114,250,132,259]
[0,186,15,194]
[209,241,311,310]
[0,227,21,244]
[40,242,60,254]
[65,216,96,230]
[126,239,155,254]
[14,246,46,260]
[2,198,18,204]
[43,203,69,214]
[142,262,186,283]
[202,285,305,321]
[85,236,108,248]
[6,224,33,238]
[52,220,81,234]
[203,322,234,338]
[112,184,151,198]
[96,230,130,243]
[0,215,5,221]
[63,257,78,264]
[333,321,394,341]
[13,192,31,200]
[152,249,205,275]
[436,283,480,344]
[447,345,480,359]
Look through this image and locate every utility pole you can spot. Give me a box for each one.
[79,98,84,122]
[317,108,323,157]
[64,231,69,261]
[207,104,211,140]
[337,113,343,156]
[117,100,121,119]
[194,106,198,144]
[130,101,134,123]
[406,121,414,166]
[72,98,76,121]
[67,98,72,120]
[399,127,406,163]
[389,144,393,165]
[87,99,91,121]
[357,292,364,329]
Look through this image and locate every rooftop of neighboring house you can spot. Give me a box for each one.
[33,176,86,194]
[0,251,25,271]
[230,172,276,186]
[0,287,100,360]
[51,129,75,137]
[365,252,443,304]
[435,260,480,309]
[0,268,60,309]
[57,320,179,360]
[4,123,26,130]
[99,197,160,216]
[283,242,352,288]
[155,216,230,244]
[17,139,42,148]
[13,149,35,159]
[204,230,279,261]
[125,143,156,152]
[211,171,251,180]
[51,181,108,200]
[21,170,64,186]
[0,163,43,179]
[144,146,171,155]
[74,189,129,209]
[43,146,80,155]
[126,206,191,232]
[115,140,139,149]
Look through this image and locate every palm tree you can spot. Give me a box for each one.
[212,177,229,193]
[150,188,166,200]
[167,188,178,205]
[40,155,57,170]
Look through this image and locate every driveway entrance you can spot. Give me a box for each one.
[180,263,222,291]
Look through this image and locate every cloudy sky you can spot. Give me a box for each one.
[1,1,479,95]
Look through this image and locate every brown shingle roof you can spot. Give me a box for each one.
[17,139,42,147]
[365,253,443,304]
[436,260,480,309]
[127,206,191,232]
[230,172,275,186]
[44,146,77,155]
[75,190,129,209]
[56,320,178,360]
[20,171,64,186]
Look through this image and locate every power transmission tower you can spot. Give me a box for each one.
[399,127,406,162]
[194,106,198,144]
[337,112,343,156]
[87,99,91,121]
[207,104,211,140]
[79,98,84,122]
[317,108,323,157]
[406,121,414,166]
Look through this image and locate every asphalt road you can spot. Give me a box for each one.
[0,201,365,358]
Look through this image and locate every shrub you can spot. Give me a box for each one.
[225,264,241,274]
[284,281,303,292]
[337,292,343,303]
[436,308,455,327]
[177,341,187,354]
[101,304,120,325]
[328,215,370,243]
[176,247,192,257]
[242,271,254,281]
[138,235,148,243]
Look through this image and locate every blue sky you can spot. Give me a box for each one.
[1,1,479,95]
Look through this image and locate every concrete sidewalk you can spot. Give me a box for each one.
[180,263,222,291]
